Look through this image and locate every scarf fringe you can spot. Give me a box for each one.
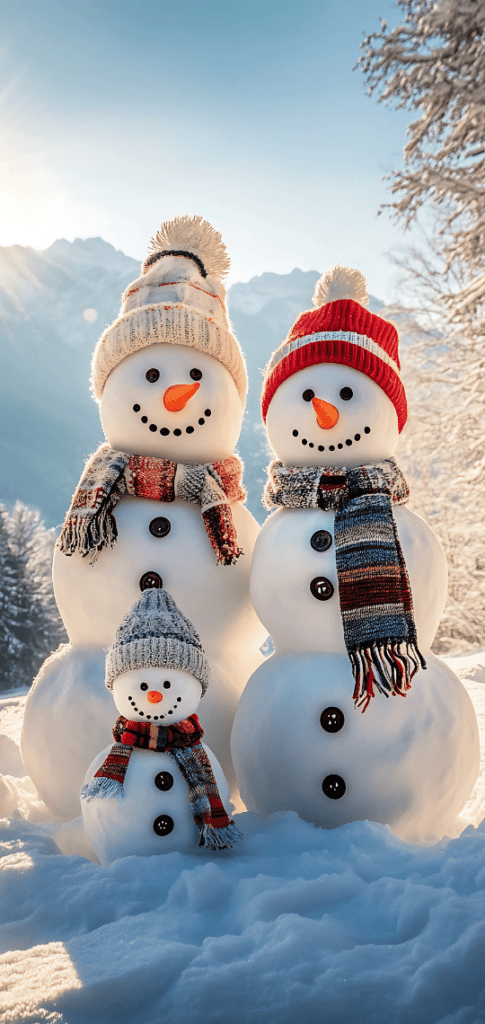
[351,643,427,712]
[59,504,119,563]
[200,821,243,850]
[81,776,123,802]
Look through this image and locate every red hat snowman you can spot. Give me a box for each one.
[261,266,406,468]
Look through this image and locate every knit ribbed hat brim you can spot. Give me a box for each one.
[105,635,209,693]
[91,302,247,403]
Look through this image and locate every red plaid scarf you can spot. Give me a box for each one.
[58,444,245,565]
[81,714,242,851]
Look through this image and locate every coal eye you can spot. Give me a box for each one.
[163,680,171,689]
[302,389,315,402]
[146,368,160,383]
[340,387,353,401]
[140,683,148,691]
[190,368,202,381]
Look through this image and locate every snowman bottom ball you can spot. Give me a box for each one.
[231,652,479,843]
[82,743,231,865]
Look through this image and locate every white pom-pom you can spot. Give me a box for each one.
[313,265,369,308]
[146,214,230,280]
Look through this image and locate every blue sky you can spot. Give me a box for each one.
[1,0,414,298]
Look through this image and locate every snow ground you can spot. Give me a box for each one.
[1,652,485,1024]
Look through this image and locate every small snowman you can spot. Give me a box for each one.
[22,216,266,819]
[82,589,241,865]
[231,266,479,842]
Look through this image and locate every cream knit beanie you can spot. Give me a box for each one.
[91,215,247,403]
[105,589,210,693]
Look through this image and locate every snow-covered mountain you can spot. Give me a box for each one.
[0,240,139,525]
[0,238,384,526]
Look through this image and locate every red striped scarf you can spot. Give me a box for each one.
[58,444,245,565]
[81,714,242,851]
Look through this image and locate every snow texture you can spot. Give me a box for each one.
[0,651,484,1023]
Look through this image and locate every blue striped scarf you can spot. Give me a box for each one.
[263,458,426,711]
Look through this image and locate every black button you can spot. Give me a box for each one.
[322,775,346,799]
[154,771,173,791]
[140,571,163,591]
[153,814,174,836]
[310,530,332,552]
[310,577,334,601]
[320,707,345,733]
[149,517,171,538]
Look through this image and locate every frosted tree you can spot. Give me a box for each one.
[360,0,485,650]
[390,315,485,651]
[359,0,485,489]
[359,0,485,320]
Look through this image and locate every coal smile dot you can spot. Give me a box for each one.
[159,697,183,720]
[133,404,212,436]
[292,426,370,450]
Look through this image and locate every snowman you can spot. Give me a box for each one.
[231,266,480,842]
[82,589,241,865]
[21,216,266,819]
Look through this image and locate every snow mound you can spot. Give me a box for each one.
[0,811,485,1023]
[1,653,484,1023]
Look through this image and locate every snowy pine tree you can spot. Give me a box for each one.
[0,507,19,687]
[0,502,67,691]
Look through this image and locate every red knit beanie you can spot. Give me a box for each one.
[261,266,407,433]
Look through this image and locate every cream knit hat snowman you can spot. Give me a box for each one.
[105,589,210,693]
[91,215,247,403]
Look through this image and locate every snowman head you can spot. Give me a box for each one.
[99,342,243,462]
[112,665,202,724]
[262,266,406,468]
[105,589,210,721]
[91,215,247,462]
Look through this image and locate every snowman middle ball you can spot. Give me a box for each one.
[82,589,240,865]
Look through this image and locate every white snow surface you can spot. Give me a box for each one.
[1,650,485,1024]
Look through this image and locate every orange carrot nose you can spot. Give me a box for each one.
[163,382,200,411]
[147,690,163,704]
[312,397,339,429]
